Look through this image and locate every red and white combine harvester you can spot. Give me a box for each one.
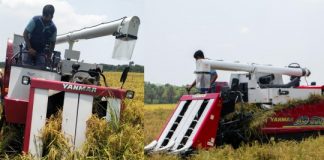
[0,16,140,157]
[145,58,324,155]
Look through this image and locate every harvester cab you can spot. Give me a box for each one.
[145,59,324,155]
[0,16,140,157]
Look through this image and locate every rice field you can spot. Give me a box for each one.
[144,103,324,160]
[2,71,324,160]
[144,104,175,111]
[0,72,144,160]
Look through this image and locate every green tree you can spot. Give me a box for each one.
[162,84,175,103]
[144,82,156,103]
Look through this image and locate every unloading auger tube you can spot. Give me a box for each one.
[196,59,311,77]
[56,16,140,50]
[54,16,140,83]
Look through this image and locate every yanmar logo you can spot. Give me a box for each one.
[63,83,97,93]
[192,94,206,98]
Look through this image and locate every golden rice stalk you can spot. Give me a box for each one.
[40,110,72,160]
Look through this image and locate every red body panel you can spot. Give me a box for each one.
[30,78,126,98]
[262,101,324,134]
[180,93,220,101]
[3,97,28,124]
[296,85,324,89]
[2,40,14,97]
[22,87,35,153]
[192,94,222,148]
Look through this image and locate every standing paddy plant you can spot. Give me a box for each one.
[40,110,72,160]
[83,100,144,160]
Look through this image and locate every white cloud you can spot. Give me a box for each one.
[1,0,107,34]
[0,0,110,63]
[302,0,324,3]
[240,26,250,34]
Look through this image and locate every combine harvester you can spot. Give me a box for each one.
[0,16,140,157]
[145,58,324,155]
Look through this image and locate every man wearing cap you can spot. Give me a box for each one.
[23,4,57,68]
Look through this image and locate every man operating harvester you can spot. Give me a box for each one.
[187,50,218,94]
[23,4,57,68]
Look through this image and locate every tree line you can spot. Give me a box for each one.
[145,82,198,104]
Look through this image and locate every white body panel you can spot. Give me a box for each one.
[229,73,284,87]
[248,88,322,105]
[269,88,322,105]
[248,88,271,103]
[28,89,49,157]
[61,93,93,149]
[74,94,93,148]
[8,66,61,100]
[61,92,80,145]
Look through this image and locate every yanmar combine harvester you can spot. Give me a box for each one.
[145,59,324,155]
[0,16,140,157]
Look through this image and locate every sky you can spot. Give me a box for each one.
[1,0,324,86]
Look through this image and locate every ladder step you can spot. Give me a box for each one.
[144,140,157,152]
[156,140,175,152]
[170,141,193,154]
